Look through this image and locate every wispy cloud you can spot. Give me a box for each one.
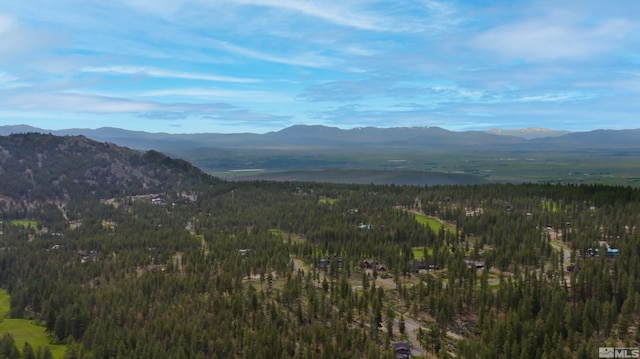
[0,88,290,128]
[211,39,336,68]
[474,12,635,61]
[81,66,260,83]
[142,88,292,102]
[235,0,462,34]
[233,0,386,31]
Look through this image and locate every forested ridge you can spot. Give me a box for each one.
[0,134,639,358]
[0,133,217,204]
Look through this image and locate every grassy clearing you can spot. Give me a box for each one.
[412,247,434,260]
[0,290,66,358]
[8,220,39,228]
[411,212,454,234]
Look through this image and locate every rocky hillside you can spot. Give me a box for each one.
[0,133,217,203]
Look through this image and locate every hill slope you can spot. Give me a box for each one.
[0,133,217,203]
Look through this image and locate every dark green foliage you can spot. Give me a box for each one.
[0,333,20,359]
[23,342,36,359]
[1,137,639,358]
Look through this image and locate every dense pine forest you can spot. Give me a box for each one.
[0,134,639,358]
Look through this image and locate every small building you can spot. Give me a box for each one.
[362,259,386,272]
[318,255,343,271]
[411,260,427,272]
[362,259,376,269]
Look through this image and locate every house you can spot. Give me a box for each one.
[358,223,371,230]
[411,260,427,272]
[362,259,376,269]
[392,342,412,359]
[362,259,386,272]
[318,255,343,271]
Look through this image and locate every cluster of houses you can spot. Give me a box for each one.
[568,241,620,272]
[315,257,391,273]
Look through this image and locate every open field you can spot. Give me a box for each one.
[412,247,434,260]
[0,290,66,358]
[209,150,640,187]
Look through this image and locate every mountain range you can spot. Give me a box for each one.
[2,124,638,153]
[2,124,640,185]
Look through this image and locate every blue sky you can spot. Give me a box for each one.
[1,0,639,134]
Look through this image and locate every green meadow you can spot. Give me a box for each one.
[0,289,66,358]
[411,212,454,234]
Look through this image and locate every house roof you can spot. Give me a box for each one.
[392,342,411,352]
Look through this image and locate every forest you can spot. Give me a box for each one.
[0,176,639,358]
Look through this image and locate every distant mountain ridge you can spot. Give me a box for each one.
[2,123,638,150]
